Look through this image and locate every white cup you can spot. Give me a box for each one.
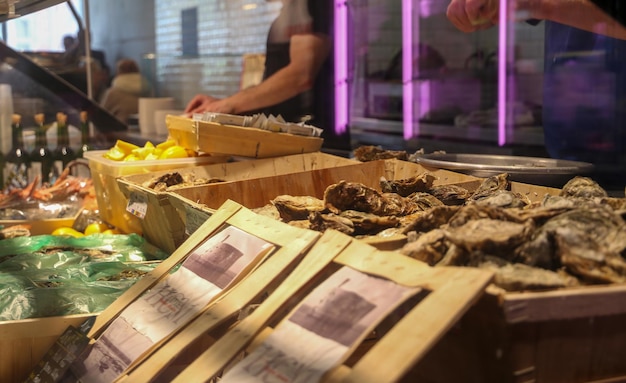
[139,97,175,137]
[0,84,14,154]
[154,109,185,137]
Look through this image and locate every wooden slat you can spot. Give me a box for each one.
[167,115,323,158]
[500,284,626,323]
[333,267,493,383]
[87,200,243,338]
[165,230,353,383]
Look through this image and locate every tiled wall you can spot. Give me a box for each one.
[153,0,281,108]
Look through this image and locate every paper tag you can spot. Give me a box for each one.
[25,323,92,383]
[184,204,212,235]
[126,192,148,219]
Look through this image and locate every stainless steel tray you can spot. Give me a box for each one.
[414,153,594,187]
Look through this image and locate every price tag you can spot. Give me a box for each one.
[126,192,148,219]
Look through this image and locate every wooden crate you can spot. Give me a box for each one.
[165,158,480,212]
[0,314,93,383]
[114,214,493,383]
[166,114,323,158]
[116,152,364,253]
[84,150,225,235]
[408,284,626,383]
[166,160,560,251]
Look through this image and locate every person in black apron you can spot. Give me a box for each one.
[184,0,350,149]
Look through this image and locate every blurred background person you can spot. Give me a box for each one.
[100,58,151,124]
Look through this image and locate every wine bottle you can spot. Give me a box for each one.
[77,110,92,158]
[53,112,76,174]
[30,113,55,186]
[4,114,30,191]
[0,130,4,191]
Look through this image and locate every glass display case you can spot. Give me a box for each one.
[346,0,545,155]
[343,0,626,190]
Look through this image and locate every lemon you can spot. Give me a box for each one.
[84,222,110,235]
[156,139,177,150]
[103,228,122,235]
[104,146,126,161]
[115,139,140,154]
[52,227,85,237]
[159,145,189,159]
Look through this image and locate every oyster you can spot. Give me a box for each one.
[309,211,354,235]
[445,218,534,258]
[406,192,445,211]
[560,176,608,199]
[324,181,409,216]
[379,173,436,197]
[472,190,530,209]
[271,195,325,222]
[469,173,510,202]
[353,145,409,162]
[400,229,449,265]
[479,261,580,292]
[339,210,400,235]
[447,204,526,228]
[401,205,460,234]
[428,184,471,205]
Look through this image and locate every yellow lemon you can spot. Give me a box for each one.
[159,145,189,159]
[84,222,110,235]
[52,227,84,237]
[156,139,177,150]
[115,139,140,154]
[104,146,126,161]
[103,228,122,235]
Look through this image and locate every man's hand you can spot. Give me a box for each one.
[184,94,236,114]
[447,0,499,32]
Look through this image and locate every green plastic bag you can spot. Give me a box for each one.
[0,234,168,320]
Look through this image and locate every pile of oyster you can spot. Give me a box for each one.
[258,173,626,292]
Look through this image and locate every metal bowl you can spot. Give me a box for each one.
[414,153,595,187]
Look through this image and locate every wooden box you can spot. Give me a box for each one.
[166,158,481,213]
[116,152,363,253]
[0,314,93,383]
[84,150,225,236]
[166,114,323,158]
[410,284,626,383]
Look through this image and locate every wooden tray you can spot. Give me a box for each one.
[166,114,323,158]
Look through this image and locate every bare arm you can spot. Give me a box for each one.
[185,33,330,115]
[521,0,626,39]
[447,0,626,40]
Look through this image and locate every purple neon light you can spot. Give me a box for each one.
[402,0,415,140]
[497,0,507,146]
[334,0,348,135]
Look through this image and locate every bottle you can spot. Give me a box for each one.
[4,114,30,191]
[75,110,93,178]
[0,129,4,191]
[53,112,76,175]
[77,110,92,158]
[30,113,55,186]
